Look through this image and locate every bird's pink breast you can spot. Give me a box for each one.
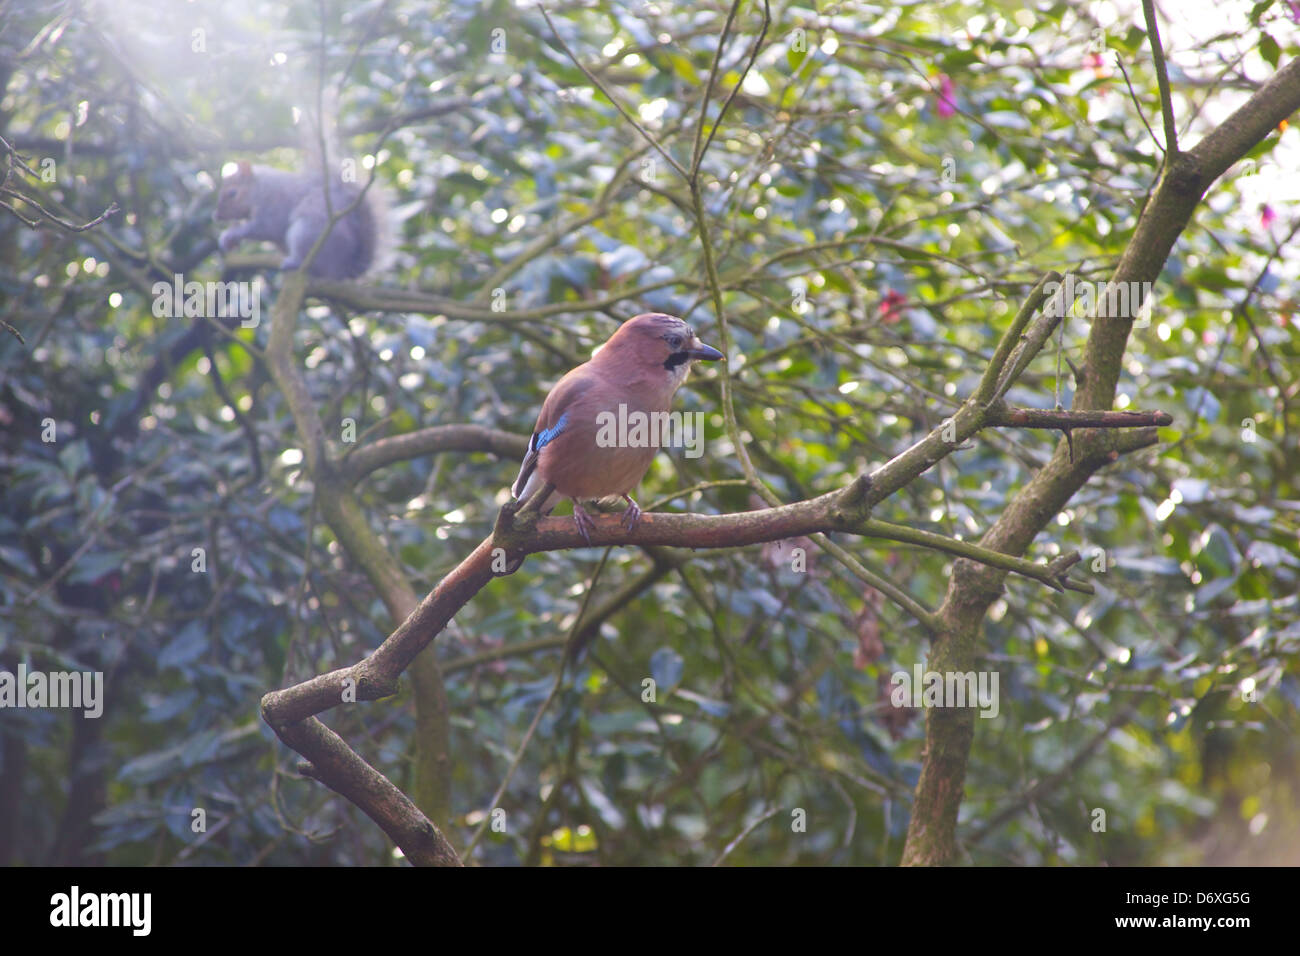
[538,435,658,499]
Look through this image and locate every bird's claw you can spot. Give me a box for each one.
[572,503,595,545]
[620,496,642,532]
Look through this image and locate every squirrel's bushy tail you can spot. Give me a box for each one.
[354,169,395,278]
[298,90,395,279]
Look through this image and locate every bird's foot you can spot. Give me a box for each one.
[620,495,642,531]
[572,502,595,545]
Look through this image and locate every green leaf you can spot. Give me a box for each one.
[1259,34,1280,69]
[650,647,684,693]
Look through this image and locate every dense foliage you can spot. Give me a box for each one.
[1,0,1297,865]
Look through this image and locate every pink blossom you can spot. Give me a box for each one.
[1084,51,1111,78]
[935,74,956,119]
[880,289,907,323]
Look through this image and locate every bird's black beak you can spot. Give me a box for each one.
[687,340,724,361]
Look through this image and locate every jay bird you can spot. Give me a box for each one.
[511,312,724,544]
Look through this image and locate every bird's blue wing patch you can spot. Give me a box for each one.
[534,411,569,450]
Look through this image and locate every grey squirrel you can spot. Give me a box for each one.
[214,160,390,279]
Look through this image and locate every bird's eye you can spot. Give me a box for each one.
[667,334,683,350]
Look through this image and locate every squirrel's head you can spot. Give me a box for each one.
[213,161,257,222]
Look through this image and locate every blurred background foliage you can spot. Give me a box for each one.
[1,0,1297,865]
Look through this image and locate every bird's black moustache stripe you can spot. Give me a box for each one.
[663,351,691,370]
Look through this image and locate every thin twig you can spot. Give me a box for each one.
[712,806,782,865]
[1112,52,1161,153]
[1141,0,1179,156]
[692,0,772,175]
[537,3,688,179]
